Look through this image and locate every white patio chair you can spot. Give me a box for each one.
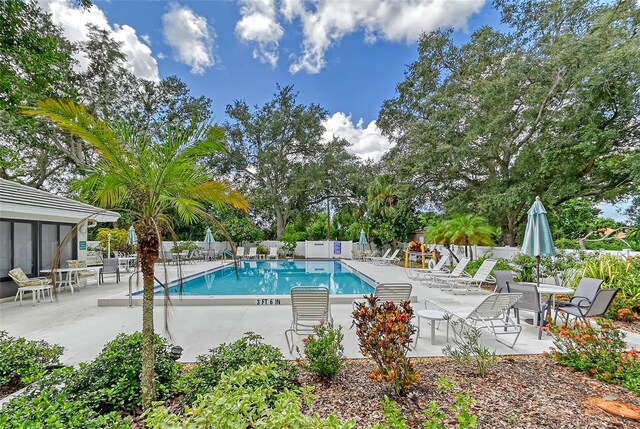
[431,293,522,348]
[442,259,497,294]
[247,247,257,259]
[352,282,412,310]
[410,254,450,281]
[373,249,400,266]
[284,286,331,353]
[420,258,470,286]
[235,246,245,259]
[367,248,390,263]
[268,247,278,259]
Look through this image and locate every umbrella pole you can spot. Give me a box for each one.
[536,255,541,288]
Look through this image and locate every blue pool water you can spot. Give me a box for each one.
[158,260,375,296]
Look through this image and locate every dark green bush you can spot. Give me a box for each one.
[0,367,131,429]
[179,332,297,404]
[0,331,63,388]
[67,332,182,411]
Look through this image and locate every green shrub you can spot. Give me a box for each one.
[0,367,131,429]
[465,256,511,276]
[545,318,640,394]
[96,228,134,256]
[371,390,477,429]
[443,321,497,377]
[577,254,640,320]
[352,296,420,395]
[145,364,355,429]
[0,331,63,388]
[179,332,297,404]
[298,321,345,378]
[68,332,182,411]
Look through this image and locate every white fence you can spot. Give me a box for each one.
[88,240,639,260]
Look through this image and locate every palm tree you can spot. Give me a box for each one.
[24,99,248,410]
[442,214,495,260]
[426,221,459,262]
[366,175,399,219]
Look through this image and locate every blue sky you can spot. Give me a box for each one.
[36,0,628,220]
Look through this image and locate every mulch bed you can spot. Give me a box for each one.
[0,383,22,400]
[298,356,640,428]
[613,319,640,335]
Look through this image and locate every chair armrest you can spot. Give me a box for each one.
[569,296,591,308]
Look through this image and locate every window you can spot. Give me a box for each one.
[40,223,76,271]
[0,221,10,277]
[0,220,36,278]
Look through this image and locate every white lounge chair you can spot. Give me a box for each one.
[429,293,522,348]
[247,247,257,259]
[235,246,245,259]
[410,254,450,281]
[353,282,412,309]
[8,268,53,306]
[373,249,400,266]
[420,258,470,286]
[268,247,278,259]
[441,259,497,294]
[367,248,390,263]
[285,286,331,353]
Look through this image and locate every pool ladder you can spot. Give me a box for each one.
[128,270,166,308]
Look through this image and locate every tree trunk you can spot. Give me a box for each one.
[275,205,285,238]
[138,222,159,411]
[505,216,517,246]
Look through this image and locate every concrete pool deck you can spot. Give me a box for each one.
[1,259,638,365]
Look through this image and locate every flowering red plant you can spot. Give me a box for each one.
[351,295,420,395]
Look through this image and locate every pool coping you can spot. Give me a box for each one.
[97,259,419,307]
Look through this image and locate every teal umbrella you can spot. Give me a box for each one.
[127,225,138,246]
[358,230,368,259]
[204,228,215,260]
[521,196,556,286]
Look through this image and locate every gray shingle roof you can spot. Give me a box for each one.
[0,178,120,222]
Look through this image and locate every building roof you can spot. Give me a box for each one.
[0,178,120,222]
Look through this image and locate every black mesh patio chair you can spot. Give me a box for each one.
[553,277,603,322]
[100,258,121,284]
[555,288,619,323]
[507,282,545,339]
[494,271,515,294]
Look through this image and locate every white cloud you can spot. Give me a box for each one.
[284,0,486,74]
[322,112,394,162]
[162,3,214,75]
[37,0,159,81]
[236,0,284,68]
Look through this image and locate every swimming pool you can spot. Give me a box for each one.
[158,260,376,296]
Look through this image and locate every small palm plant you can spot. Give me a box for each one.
[24,99,248,410]
[429,214,495,260]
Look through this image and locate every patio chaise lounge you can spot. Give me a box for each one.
[235,247,245,259]
[247,247,257,259]
[409,254,450,280]
[429,292,522,348]
[8,268,53,306]
[441,259,497,294]
[373,249,400,266]
[420,258,470,286]
[367,249,390,263]
[268,247,278,259]
[285,286,331,353]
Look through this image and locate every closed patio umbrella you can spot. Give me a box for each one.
[521,196,556,287]
[358,230,368,260]
[127,225,138,246]
[204,227,215,260]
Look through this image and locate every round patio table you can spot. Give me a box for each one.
[520,282,573,324]
[415,309,450,347]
